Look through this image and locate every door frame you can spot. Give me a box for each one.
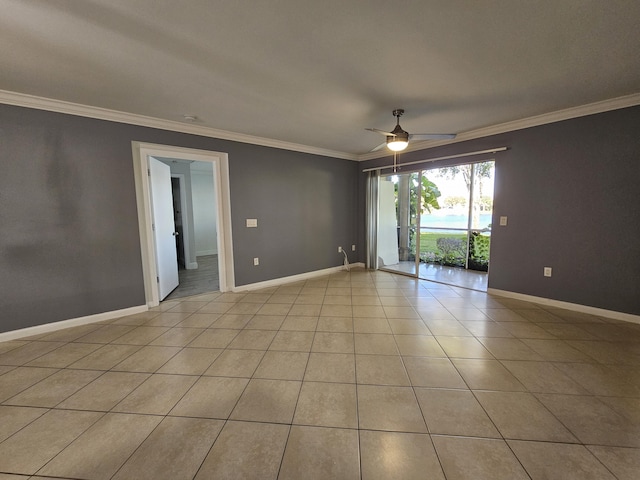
[132,142,235,307]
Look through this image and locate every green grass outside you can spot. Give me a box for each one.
[418,232,467,254]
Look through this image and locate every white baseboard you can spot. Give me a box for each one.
[186,262,199,270]
[487,288,640,325]
[0,305,149,342]
[233,263,366,292]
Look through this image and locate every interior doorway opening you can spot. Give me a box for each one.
[132,142,235,308]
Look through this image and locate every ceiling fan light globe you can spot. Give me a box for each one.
[387,139,408,151]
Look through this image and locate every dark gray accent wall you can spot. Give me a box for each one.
[360,106,640,316]
[0,104,359,333]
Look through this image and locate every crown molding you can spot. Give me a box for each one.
[0,89,359,161]
[357,92,640,161]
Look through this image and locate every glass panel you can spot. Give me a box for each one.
[376,172,421,277]
[468,161,494,272]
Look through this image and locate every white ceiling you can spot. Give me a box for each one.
[2,0,639,158]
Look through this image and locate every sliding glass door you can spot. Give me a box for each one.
[376,171,422,277]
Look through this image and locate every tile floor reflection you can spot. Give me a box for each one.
[1,267,639,479]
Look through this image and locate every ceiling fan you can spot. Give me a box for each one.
[366,109,456,152]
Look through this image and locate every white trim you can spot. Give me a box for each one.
[186,262,199,270]
[359,93,640,161]
[0,305,148,342]
[132,142,235,307]
[233,263,366,292]
[487,288,640,325]
[0,89,357,161]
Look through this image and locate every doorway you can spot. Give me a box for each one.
[132,142,235,307]
[370,160,495,291]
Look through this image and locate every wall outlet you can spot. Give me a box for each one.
[543,266,552,277]
[246,218,257,228]
[338,246,343,253]
[351,245,356,251]
[253,257,259,266]
[499,216,508,226]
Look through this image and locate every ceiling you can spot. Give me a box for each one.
[2,0,639,159]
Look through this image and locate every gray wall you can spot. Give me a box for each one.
[0,104,359,333]
[361,106,640,316]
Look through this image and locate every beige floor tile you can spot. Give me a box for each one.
[422,319,471,336]
[0,341,64,366]
[553,362,640,397]
[415,388,500,437]
[175,312,221,328]
[240,293,272,303]
[501,360,589,394]
[30,325,102,343]
[537,393,640,447]
[225,303,261,315]
[521,338,595,362]
[461,321,514,337]
[509,440,616,480]
[433,436,530,480]
[203,349,265,377]
[354,333,398,355]
[114,416,224,480]
[279,425,359,480]
[149,328,204,347]
[0,341,28,355]
[446,308,490,321]
[477,337,543,360]
[156,347,222,375]
[475,391,578,442]
[75,324,136,343]
[293,382,357,428]
[227,329,276,350]
[304,352,356,383]
[256,303,292,316]
[188,328,239,348]
[313,332,355,353]
[587,446,640,480]
[267,293,298,304]
[0,409,102,475]
[111,345,181,373]
[144,312,193,327]
[352,305,386,318]
[37,412,162,480]
[245,314,286,330]
[395,335,446,357]
[170,376,248,418]
[356,355,410,386]
[380,296,412,306]
[253,351,309,380]
[387,318,429,335]
[6,369,102,407]
[269,330,315,352]
[230,378,301,423]
[436,336,493,358]
[417,307,457,321]
[281,314,319,329]
[351,295,381,306]
[113,374,197,415]
[320,304,353,317]
[317,316,353,332]
[293,295,325,307]
[357,385,427,433]
[0,405,48,442]
[167,301,209,313]
[360,430,445,480]
[58,371,149,411]
[568,340,640,365]
[403,357,467,388]
[539,323,598,340]
[196,302,233,314]
[195,420,288,480]
[210,313,253,329]
[67,344,141,370]
[479,309,527,322]
[452,358,527,391]
[353,317,392,333]
[323,295,352,305]
[0,366,59,402]
[597,396,640,423]
[112,326,170,345]
[383,306,420,319]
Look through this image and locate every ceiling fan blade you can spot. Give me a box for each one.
[366,127,396,136]
[409,133,457,140]
[369,141,388,152]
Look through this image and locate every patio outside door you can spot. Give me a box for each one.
[376,171,422,277]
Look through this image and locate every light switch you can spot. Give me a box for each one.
[499,216,508,226]
[246,218,258,228]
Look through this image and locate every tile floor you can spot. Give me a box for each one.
[1,268,639,479]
